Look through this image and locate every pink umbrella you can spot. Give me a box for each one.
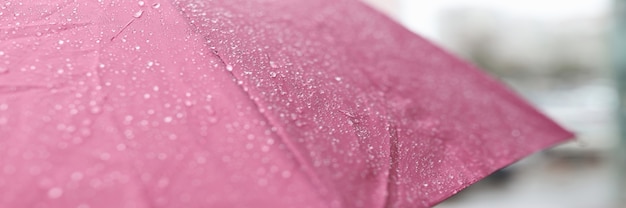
[0,0,572,207]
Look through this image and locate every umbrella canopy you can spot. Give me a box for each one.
[0,0,572,207]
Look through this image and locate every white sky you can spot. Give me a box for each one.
[397,0,611,41]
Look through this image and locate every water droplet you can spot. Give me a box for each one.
[157,177,169,187]
[47,187,63,199]
[196,156,206,164]
[269,61,278,68]
[133,10,144,18]
[226,64,233,72]
[71,172,84,181]
[58,40,65,45]
[204,105,215,115]
[90,106,101,114]
[153,86,159,92]
[168,134,178,140]
[99,152,111,161]
[281,170,291,178]
[261,145,270,152]
[152,3,161,9]
[124,115,133,123]
[163,116,173,123]
[335,77,342,81]
[0,51,4,56]
[138,1,145,6]
[257,178,268,186]
[143,93,151,99]
[116,143,127,151]
[295,120,306,127]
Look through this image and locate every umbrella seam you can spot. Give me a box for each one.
[206,50,331,202]
[382,122,399,208]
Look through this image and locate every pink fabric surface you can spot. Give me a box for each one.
[0,0,572,207]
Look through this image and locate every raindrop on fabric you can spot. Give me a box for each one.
[133,10,144,18]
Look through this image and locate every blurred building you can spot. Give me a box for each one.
[436,5,617,153]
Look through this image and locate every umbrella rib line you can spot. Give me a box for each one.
[382,122,399,208]
[207,51,331,199]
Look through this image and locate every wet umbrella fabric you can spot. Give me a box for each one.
[0,0,572,208]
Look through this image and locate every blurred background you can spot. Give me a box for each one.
[361,0,625,207]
